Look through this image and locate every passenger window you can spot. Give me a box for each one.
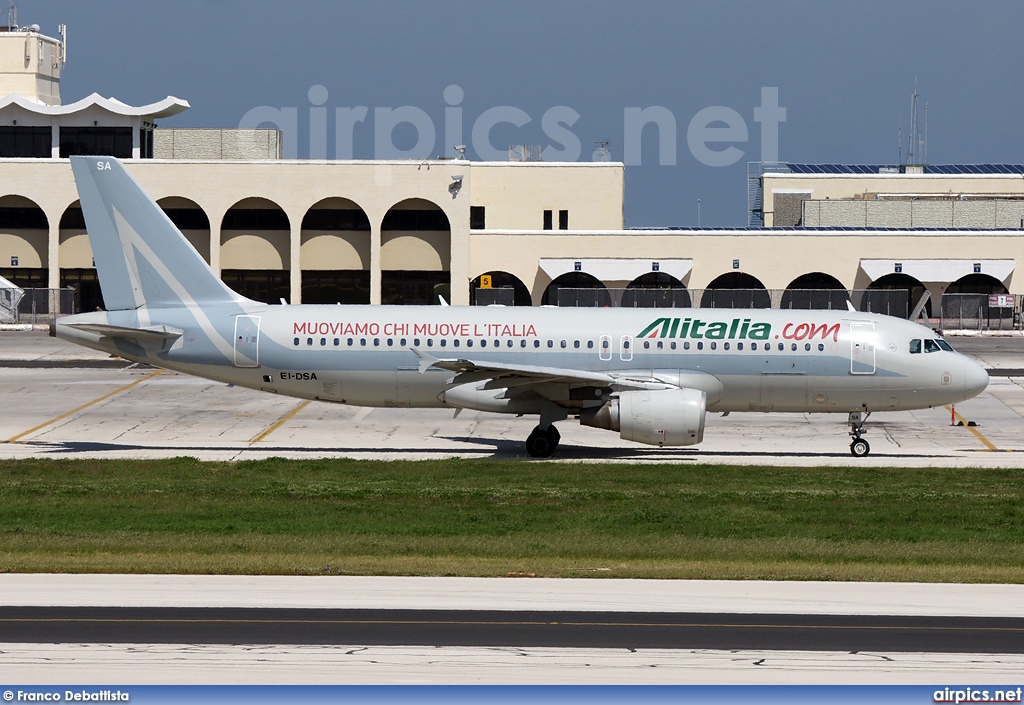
[307,338,313,346]
[387,338,393,346]
[440,339,447,347]
[400,338,407,346]
[480,340,487,348]
[910,339,922,354]
[804,343,810,351]
[710,342,717,350]
[924,339,940,353]
[751,342,757,350]
[778,343,784,351]
[683,341,690,350]
[373,338,380,347]
[574,340,580,349]
[521,340,526,348]
[347,338,354,346]
[547,340,554,348]
[413,338,420,346]
[818,343,824,351]
[670,342,676,350]
[696,342,703,350]
[333,338,340,346]
[466,340,473,347]
[534,340,540,348]
[724,342,730,350]
[456,339,463,347]
[737,342,743,350]
[321,338,327,346]
[587,340,594,349]
[643,341,650,349]
[426,339,433,347]
[359,338,366,346]
[507,340,513,348]
[561,340,567,348]
[293,337,299,346]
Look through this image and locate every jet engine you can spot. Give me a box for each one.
[579,388,706,446]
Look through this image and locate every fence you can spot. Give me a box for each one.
[1,288,75,324]
[549,288,913,317]
[939,293,1016,331]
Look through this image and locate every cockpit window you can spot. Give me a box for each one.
[924,339,941,353]
[910,339,922,354]
[936,339,954,352]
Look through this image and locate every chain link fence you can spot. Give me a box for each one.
[0,288,75,324]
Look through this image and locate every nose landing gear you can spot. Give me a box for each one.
[526,424,560,458]
[849,409,871,457]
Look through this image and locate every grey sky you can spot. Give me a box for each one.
[20,0,1024,226]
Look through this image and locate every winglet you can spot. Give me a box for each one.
[410,347,441,374]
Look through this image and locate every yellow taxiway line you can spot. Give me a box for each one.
[5,369,163,444]
[945,405,999,452]
[249,400,311,443]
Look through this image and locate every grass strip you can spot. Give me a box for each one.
[0,457,1021,581]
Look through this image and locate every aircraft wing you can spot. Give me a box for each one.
[410,348,676,391]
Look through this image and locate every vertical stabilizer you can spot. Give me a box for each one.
[70,156,248,310]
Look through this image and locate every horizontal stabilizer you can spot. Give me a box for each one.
[64,323,183,347]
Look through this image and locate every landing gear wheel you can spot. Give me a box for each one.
[525,425,559,458]
[850,438,870,457]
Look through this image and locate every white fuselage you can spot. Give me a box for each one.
[56,304,989,415]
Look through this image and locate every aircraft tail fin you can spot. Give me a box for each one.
[69,156,249,311]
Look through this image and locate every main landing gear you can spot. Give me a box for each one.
[526,424,560,458]
[849,410,871,457]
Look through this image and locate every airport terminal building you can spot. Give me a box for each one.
[2,23,1023,321]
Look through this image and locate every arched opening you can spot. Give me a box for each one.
[157,197,211,263]
[381,198,451,305]
[300,197,371,304]
[541,271,612,307]
[0,195,51,317]
[621,272,691,308]
[0,194,48,284]
[943,273,1011,327]
[781,272,849,310]
[220,197,290,304]
[700,272,771,309]
[865,273,928,319]
[470,271,532,306]
[57,200,103,312]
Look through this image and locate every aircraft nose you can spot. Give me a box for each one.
[964,358,989,399]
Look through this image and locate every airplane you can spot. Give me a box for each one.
[51,156,989,458]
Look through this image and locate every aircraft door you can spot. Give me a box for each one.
[620,335,633,361]
[850,322,876,375]
[599,335,612,361]
[233,315,261,368]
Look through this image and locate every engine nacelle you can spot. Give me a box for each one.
[580,388,706,446]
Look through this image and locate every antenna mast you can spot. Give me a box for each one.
[7,0,16,29]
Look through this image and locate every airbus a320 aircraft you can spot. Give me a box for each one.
[52,157,989,457]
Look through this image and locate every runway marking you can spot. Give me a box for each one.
[2,616,1021,633]
[945,405,999,451]
[250,401,311,443]
[4,370,163,444]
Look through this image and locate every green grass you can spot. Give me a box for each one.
[0,457,1022,581]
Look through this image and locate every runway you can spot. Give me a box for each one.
[2,607,1023,653]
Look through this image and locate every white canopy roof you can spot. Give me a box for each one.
[540,258,693,283]
[0,92,189,119]
[860,259,1014,282]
